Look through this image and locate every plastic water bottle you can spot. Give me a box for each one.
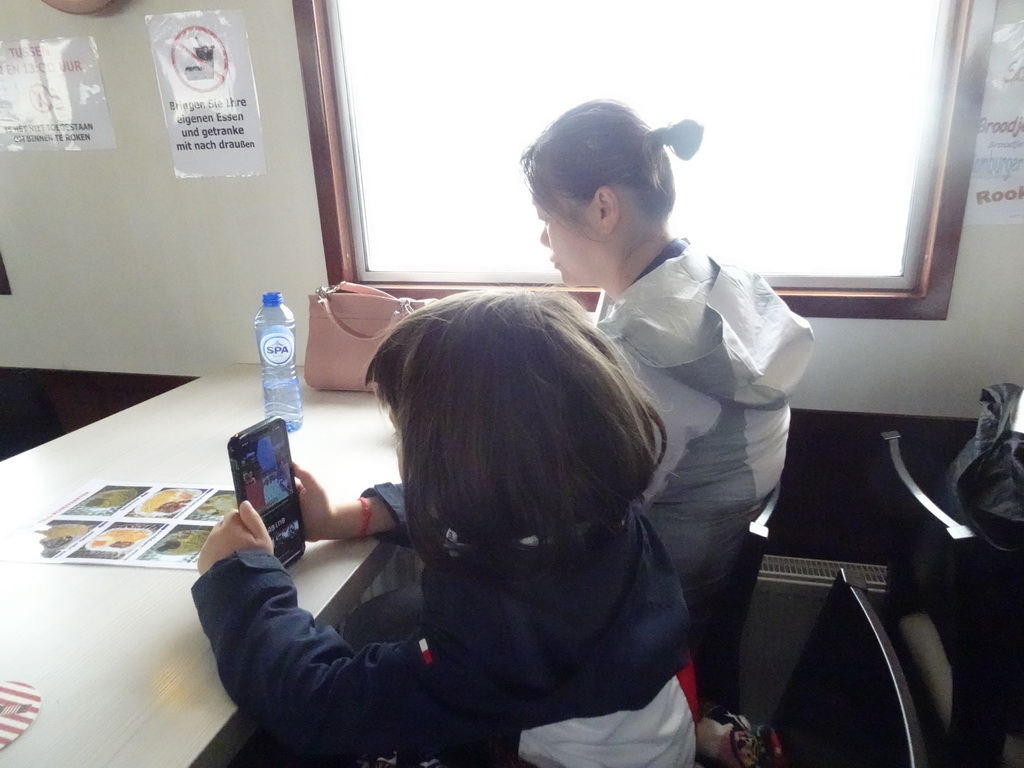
[254,292,303,431]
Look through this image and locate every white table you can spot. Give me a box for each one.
[0,365,399,767]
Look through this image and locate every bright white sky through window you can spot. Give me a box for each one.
[333,0,940,281]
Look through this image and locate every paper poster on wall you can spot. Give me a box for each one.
[0,37,116,152]
[965,20,1024,225]
[146,10,266,178]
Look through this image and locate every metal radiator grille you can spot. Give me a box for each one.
[759,555,888,592]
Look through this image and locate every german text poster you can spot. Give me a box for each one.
[146,10,266,178]
[966,19,1024,224]
[0,37,116,152]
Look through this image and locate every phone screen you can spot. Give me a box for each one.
[228,418,305,566]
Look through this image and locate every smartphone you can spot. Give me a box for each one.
[227,417,305,567]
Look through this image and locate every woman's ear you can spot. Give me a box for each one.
[586,186,621,236]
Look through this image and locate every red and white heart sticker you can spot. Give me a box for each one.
[0,682,41,750]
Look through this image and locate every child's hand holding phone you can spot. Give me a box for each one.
[292,462,339,541]
[197,502,274,575]
[227,418,306,566]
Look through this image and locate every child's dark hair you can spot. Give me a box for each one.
[521,99,703,223]
[366,289,666,581]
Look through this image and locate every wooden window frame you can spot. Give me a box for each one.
[292,0,996,319]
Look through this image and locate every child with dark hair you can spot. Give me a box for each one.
[193,289,697,767]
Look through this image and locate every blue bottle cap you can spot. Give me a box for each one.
[262,292,284,307]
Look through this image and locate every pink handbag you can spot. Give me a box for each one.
[303,282,428,391]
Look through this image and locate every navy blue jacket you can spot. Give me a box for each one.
[191,487,689,756]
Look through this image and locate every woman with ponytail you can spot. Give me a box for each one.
[522,101,815,663]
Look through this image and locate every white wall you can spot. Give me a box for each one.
[0,0,1022,419]
[797,222,1024,417]
[0,0,325,377]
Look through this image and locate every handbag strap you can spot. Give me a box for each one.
[315,283,417,341]
[317,281,399,300]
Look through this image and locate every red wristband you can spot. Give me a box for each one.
[357,497,372,539]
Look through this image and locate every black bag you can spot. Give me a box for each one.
[947,383,1024,551]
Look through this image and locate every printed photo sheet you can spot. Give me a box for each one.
[0,481,237,569]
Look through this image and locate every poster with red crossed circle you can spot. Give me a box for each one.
[146,11,266,177]
[0,36,117,152]
[170,25,229,93]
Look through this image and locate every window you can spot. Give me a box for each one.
[293,0,997,319]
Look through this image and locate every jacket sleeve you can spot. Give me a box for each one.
[363,481,412,548]
[191,549,485,755]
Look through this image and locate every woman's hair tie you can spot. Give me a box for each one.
[652,119,704,161]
